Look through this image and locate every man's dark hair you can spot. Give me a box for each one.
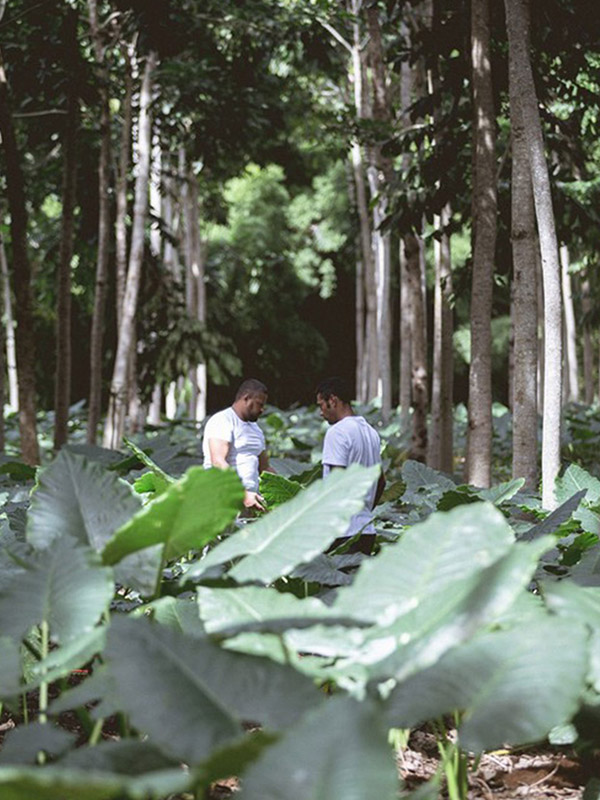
[316,376,352,404]
[235,378,268,400]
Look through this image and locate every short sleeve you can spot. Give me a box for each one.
[322,425,349,467]
[205,410,234,443]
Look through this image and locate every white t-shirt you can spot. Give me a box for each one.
[322,415,381,537]
[202,407,266,491]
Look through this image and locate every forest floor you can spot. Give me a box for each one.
[206,727,600,800]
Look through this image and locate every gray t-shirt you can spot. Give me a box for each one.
[202,407,265,491]
[322,415,381,537]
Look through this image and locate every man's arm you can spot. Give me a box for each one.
[208,438,230,470]
[209,438,265,511]
[258,450,275,474]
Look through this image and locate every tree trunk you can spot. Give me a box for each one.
[405,232,428,461]
[428,205,454,472]
[115,41,134,331]
[560,245,579,403]
[103,51,158,449]
[54,10,79,450]
[399,241,412,430]
[581,273,594,405]
[87,0,112,444]
[0,48,39,464]
[349,1,378,402]
[366,5,392,420]
[505,0,563,509]
[509,6,538,490]
[466,0,497,488]
[0,236,18,411]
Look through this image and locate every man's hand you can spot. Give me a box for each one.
[243,490,266,511]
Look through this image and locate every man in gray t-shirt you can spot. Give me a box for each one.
[316,377,385,554]
[202,378,273,511]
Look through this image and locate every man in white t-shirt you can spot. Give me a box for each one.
[202,378,273,511]
[316,377,385,554]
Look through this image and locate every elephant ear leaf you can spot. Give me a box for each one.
[0,536,113,645]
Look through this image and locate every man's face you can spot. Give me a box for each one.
[242,392,267,422]
[317,393,338,425]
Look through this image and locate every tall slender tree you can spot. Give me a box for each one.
[0,40,39,464]
[504,0,563,509]
[104,50,158,449]
[466,0,497,488]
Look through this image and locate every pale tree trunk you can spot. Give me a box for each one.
[87,0,113,444]
[405,233,428,461]
[428,205,454,472]
[349,1,378,402]
[146,133,163,425]
[163,151,181,419]
[536,245,544,416]
[115,41,134,332]
[466,0,497,488]
[54,10,79,450]
[184,168,207,422]
[0,48,39,464]
[399,241,412,430]
[560,245,579,403]
[581,273,594,404]
[0,236,18,410]
[509,22,538,489]
[103,51,158,449]
[505,0,563,509]
[345,161,366,402]
[398,29,412,431]
[366,5,392,420]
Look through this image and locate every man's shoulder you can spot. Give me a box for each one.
[204,407,235,433]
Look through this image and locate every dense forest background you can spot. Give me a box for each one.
[0,0,599,502]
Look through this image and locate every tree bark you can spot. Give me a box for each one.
[0,236,18,411]
[0,48,39,464]
[428,205,454,472]
[405,232,428,461]
[54,10,79,450]
[504,0,562,509]
[560,245,578,403]
[581,273,594,404]
[115,41,134,331]
[87,0,112,444]
[103,50,158,449]
[509,7,538,490]
[466,0,497,488]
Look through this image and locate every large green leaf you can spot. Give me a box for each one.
[104,616,323,764]
[556,464,600,505]
[198,585,351,637]
[334,502,514,625]
[328,537,554,688]
[259,471,302,508]
[188,464,380,584]
[26,450,159,596]
[27,450,141,550]
[58,740,177,774]
[240,696,398,800]
[385,617,588,752]
[0,723,76,764]
[0,537,113,644]
[102,468,244,565]
[0,765,191,800]
[0,637,21,695]
[401,460,455,508]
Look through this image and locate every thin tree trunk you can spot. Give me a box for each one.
[560,245,579,403]
[509,23,538,488]
[466,0,497,488]
[349,2,378,401]
[581,273,594,404]
[0,236,18,410]
[103,51,157,449]
[366,5,392,420]
[87,0,112,444]
[429,205,454,472]
[115,41,134,331]
[405,232,428,461]
[54,10,79,450]
[0,48,39,464]
[399,241,412,430]
[505,0,563,509]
